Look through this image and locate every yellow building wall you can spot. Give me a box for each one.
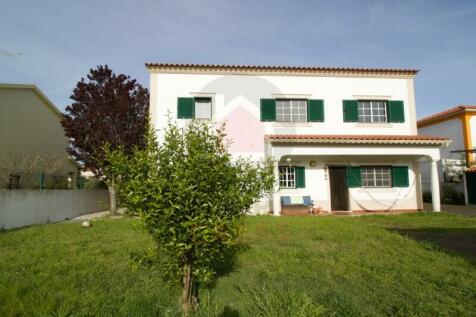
[0,85,78,175]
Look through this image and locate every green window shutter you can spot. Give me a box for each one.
[343,100,359,122]
[307,99,324,122]
[392,166,409,187]
[346,166,361,188]
[295,166,306,188]
[387,100,405,123]
[177,97,194,119]
[260,99,276,121]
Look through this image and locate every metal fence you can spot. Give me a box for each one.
[0,168,77,190]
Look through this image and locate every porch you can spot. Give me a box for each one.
[265,134,449,215]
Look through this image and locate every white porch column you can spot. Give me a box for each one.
[272,160,281,216]
[430,160,441,212]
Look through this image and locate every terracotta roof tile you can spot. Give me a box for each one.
[418,105,476,127]
[145,62,419,76]
[266,134,449,145]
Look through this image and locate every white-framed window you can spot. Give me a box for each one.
[194,97,212,119]
[361,166,392,187]
[276,99,307,122]
[279,166,295,188]
[358,100,387,123]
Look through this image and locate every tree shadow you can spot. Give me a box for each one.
[390,227,476,263]
[209,243,250,285]
[217,305,240,317]
[194,242,250,303]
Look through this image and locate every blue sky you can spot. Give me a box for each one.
[1,0,475,117]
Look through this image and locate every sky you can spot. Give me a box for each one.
[1,0,475,118]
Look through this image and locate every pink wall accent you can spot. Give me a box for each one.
[219,106,264,153]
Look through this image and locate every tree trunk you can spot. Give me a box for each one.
[182,262,196,316]
[108,180,117,216]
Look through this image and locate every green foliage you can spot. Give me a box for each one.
[105,119,274,287]
[423,187,465,205]
[441,184,465,205]
[423,191,432,203]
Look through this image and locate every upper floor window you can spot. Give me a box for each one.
[194,97,212,120]
[177,97,212,120]
[276,99,307,122]
[358,101,387,123]
[361,166,391,187]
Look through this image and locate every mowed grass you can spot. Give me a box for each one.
[1,213,475,316]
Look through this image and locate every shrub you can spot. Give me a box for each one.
[105,120,274,315]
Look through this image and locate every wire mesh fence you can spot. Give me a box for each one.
[0,168,78,190]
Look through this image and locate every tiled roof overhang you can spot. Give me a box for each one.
[145,63,419,77]
[418,105,476,127]
[266,134,449,146]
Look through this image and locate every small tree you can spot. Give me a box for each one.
[105,120,274,315]
[61,65,149,215]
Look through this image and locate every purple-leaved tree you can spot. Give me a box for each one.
[62,65,149,215]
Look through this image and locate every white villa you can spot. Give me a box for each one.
[146,63,448,215]
[418,105,476,205]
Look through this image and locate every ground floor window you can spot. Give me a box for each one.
[279,166,295,188]
[361,166,391,187]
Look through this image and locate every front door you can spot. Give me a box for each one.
[466,172,476,205]
[329,167,349,211]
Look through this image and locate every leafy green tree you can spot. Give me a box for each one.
[105,120,274,315]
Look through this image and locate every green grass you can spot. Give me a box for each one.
[1,213,475,316]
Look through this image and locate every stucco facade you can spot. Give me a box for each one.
[148,63,447,214]
[418,105,476,204]
[151,72,419,160]
[0,84,78,186]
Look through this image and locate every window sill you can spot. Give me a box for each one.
[272,122,313,127]
[354,123,394,128]
[354,187,398,193]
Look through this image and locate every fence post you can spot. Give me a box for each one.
[40,173,45,190]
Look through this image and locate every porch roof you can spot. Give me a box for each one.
[265,134,449,146]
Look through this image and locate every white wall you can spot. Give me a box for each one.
[418,118,464,191]
[151,72,415,160]
[418,118,464,161]
[0,190,108,230]
[264,157,419,213]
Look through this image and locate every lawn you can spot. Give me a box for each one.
[1,213,475,316]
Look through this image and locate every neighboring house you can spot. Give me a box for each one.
[146,63,448,215]
[0,83,78,189]
[418,106,476,205]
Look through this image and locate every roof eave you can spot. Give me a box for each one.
[145,63,419,77]
[265,137,450,146]
[417,106,476,127]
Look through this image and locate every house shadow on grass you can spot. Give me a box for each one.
[390,227,476,263]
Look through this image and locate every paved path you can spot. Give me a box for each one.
[70,209,126,221]
[423,203,476,216]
